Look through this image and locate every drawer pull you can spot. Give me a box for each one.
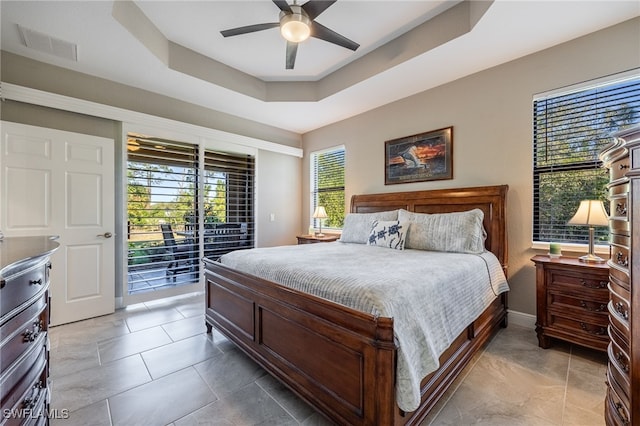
[615,202,627,216]
[616,252,629,267]
[619,163,630,170]
[579,322,606,335]
[22,381,43,410]
[22,320,43,342]
[29,278,43,286]
[579,301,607,312]
[614,402,630,425]
[615,352,630,373]
[614,302,629,320]
[580,279,607,289]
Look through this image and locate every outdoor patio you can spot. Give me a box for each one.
[127,266,199,294]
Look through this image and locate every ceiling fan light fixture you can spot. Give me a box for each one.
[280,9,311,43]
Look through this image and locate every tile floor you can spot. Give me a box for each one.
[48,293,607,425]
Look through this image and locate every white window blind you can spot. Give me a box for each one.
[533,73,640,244]
[311,146,345,229]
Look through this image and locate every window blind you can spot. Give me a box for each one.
[311,147,345,229]
[127,135,199,290]
[203,149,255,259]
[533,74,640,244]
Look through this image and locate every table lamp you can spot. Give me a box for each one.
[312,206,328,237]
[567,200,609,263]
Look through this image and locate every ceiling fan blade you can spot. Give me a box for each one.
[272,0,292,13]
[311,22,359,51]
[221,23,279,38]
[285,41,298,69]
[301,1,336,20]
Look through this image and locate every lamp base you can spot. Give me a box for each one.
[578,253,605,263]
[315,232,325,237]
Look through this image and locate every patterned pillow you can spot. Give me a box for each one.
[367,220,407,250]
[339,210,399,244]
[398,208,486,253]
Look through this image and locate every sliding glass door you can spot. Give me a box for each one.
[126,134,200,299]
[124,133,256,304]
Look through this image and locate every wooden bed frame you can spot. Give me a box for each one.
[203,185,509,425]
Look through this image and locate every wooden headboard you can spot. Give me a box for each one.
[350,185,508,270]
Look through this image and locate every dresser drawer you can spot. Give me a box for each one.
[609,265,629,292]
[610,156,631,182]
[0,340,47,415]
[0,291,48,372]
[609,235,630,273]
[606,385,631,426]
[609,306,630,345]
[608,339,630,393]
[0,263,49,321]
[608,284,630,326]
[1,377,48,426]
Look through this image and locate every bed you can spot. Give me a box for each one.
[203,185,509,425]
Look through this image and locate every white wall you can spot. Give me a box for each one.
[301,17,640,316]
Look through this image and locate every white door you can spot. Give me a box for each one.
[0,122,115,325]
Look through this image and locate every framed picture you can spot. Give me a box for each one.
[384,126,453,185]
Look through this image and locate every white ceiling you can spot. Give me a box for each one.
[1,1,639,134]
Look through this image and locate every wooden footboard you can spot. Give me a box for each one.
[204,259,507,425]
[204,185,508,425]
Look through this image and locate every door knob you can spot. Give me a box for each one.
[98,232,113,238]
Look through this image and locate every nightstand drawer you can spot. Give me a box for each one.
[548,271,608,294]
[548,310,608,336]
[548,291,607,314]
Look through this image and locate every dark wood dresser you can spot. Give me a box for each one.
[600,125,640,426]
[0,236,59,425]
[532,255,610,352]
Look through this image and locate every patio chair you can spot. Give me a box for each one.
[160,224,193,281]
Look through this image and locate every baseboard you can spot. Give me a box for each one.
[507,309,536,329]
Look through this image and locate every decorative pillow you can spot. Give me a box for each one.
[339,210,399,244]
[367,220,407,250]
[398,208,486,254]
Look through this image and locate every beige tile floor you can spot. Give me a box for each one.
[48,293,607,425]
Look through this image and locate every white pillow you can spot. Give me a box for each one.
[339,210,399,244]
[367,220,407,250]
[398,208,486,253]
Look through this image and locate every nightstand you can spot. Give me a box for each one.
[531,255,610,352]
[296,234,340,244]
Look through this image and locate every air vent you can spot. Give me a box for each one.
[17,24,78,61]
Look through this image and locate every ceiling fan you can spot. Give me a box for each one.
[220,0,360,70]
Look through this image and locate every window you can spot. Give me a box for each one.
[533,73,640,245]
[310,146,345,230]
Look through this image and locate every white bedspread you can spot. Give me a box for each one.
[219,242,509,412]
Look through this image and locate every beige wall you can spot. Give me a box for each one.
[301,17,640,316]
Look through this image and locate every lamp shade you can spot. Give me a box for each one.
[312,206,328,219]
[567,200,609,226]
